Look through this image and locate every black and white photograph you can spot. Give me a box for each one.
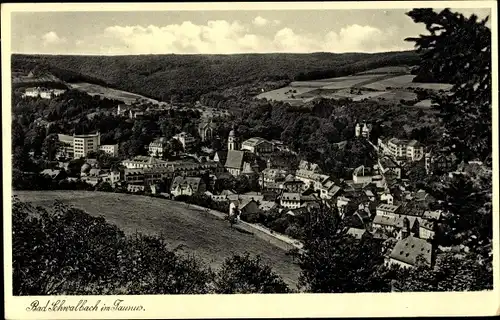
[2,1,498,318]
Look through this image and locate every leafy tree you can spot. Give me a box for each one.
[42,133,61,161]
[214,253,290,293]
[96,181,113,192]
[391,252,492,292]
[406,8,491,162]
[296,205,389,293]
[429,173,492,249]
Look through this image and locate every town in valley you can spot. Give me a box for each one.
[9,6,493,295]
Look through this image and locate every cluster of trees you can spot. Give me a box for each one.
[13,199,290,295]
[12,194,492,295]
[11,87,210,175]
[294,51,419,81]
[14,51,420,103]
[406,8,492,162]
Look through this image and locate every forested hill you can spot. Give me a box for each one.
[12,51,419,102]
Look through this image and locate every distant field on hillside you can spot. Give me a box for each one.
[67,82,164,105]
[257,66,451,105]
[14,191,301,288]
[356,66,410,75]
[362,75,453,91]
[12,51,419,101]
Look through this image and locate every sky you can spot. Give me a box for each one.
[10,8,492,55]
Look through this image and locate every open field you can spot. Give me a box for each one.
[68,82,165,105]
[377,90,418,102]
[362,75,453,91]
[14,190,301,288]
[257,66,451,106]
[256,86,317,102]
[356,66,410,75]
[313,74,380,82]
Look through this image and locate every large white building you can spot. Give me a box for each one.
[148,137,169,158]
[23,87,65,99]
[57,132,101,159]
[378,137,424,162]
[122,156,169,169]
[73,133,101,159]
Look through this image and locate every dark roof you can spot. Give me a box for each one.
[282,192,300,201]
[225,150,245,169]
[214,150,228,161]
[389,236,432,266]
[171,176,203,192]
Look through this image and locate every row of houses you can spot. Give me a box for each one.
[22,87,66,99]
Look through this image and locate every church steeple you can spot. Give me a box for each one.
[228,125,239,151]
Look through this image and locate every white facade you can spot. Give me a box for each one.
[280,193,301,209]
[99,144,119,157]
[378,137,425,162]
[148,138,168,158]
[73,133,101,159]
[380,192,394,205]
[376,204,400,218]
[101,171,121,186]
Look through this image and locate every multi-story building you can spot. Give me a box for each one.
[259,168,287,188]
[99,144,119,157]
[241,137,274,156]
[170,176,206,197]
[123,169,145,186]
[378,137,425,162]
[424,149,458,175]
[294,160,331,192]
[57,132,101,159]
[73,132,101,159]
[376,203,401,218]
[167,160,218,177]
[122,156,169,169]
[148,137,169,158]
[173,132,196,150]
[280,192,301,209]
[144,167,174,185]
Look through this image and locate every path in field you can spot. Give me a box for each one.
[14,191,301,288]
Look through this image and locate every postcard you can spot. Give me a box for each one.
[2,1,499,319]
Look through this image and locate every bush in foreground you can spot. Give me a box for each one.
[12,198,290,295]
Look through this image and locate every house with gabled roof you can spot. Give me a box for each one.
[170,176,206,197]
[347,227,372,240]
[387,236,433,268]
[280,192,301,209]
[225,150,246,176]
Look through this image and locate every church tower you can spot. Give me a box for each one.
[228,126,239,151]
